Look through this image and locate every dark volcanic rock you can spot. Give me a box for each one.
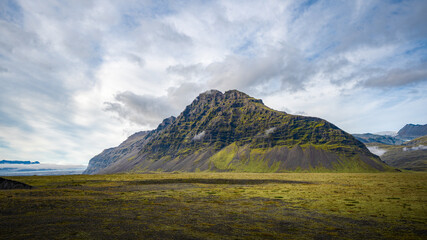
[0,177,32,189]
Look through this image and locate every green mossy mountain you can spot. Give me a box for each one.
[86,90,393,174]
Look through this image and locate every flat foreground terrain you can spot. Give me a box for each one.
[1,173,426,239]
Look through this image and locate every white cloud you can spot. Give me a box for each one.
[403,145,427,152]
[193,131,206,141]
[367,146,387,157]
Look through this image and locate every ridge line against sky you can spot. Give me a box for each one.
[0,0,426,165]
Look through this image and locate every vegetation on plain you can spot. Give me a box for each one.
[1,172,426,239]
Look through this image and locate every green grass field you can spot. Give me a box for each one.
[1,173,426,239]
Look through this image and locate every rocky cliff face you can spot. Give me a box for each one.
[86,90,393,174]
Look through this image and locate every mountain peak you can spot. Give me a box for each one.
[197,89,255,100]
[194,89,263,106]
[197,89,223,100]
[224,89,249,98]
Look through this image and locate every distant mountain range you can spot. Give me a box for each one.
[352,133,405,145]
[0,160,40,164]
[84,90,393,174]
[353,124,427,145]
[352,124,427,171]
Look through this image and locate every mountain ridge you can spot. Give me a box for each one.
[352,124,427,146]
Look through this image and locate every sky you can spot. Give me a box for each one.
[0,0,426,165]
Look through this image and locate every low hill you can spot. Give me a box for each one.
[0,177,32,189]
[85,90,394,174]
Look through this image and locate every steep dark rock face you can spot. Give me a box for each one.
[0,177,32,189]
[397,124,427,140]
[88,89,393,174]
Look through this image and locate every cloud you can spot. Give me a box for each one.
[104,91,176,128]
[367,146,387,157]
[205,46,312,93]
[403,145,427,152]
[364,64,427,88]
[192,131,206,141]
[264,127,276,136]
[0,0,426,165]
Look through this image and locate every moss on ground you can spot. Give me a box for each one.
[1,172,426,239]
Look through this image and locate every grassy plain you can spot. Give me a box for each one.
[1,172,426,239]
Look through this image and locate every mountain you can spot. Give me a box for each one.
[397,124,427,140]
[366,136,427,171]
[85,90,393,174]
[353,133,404,145]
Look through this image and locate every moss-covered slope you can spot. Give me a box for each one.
[91,90,393,174]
